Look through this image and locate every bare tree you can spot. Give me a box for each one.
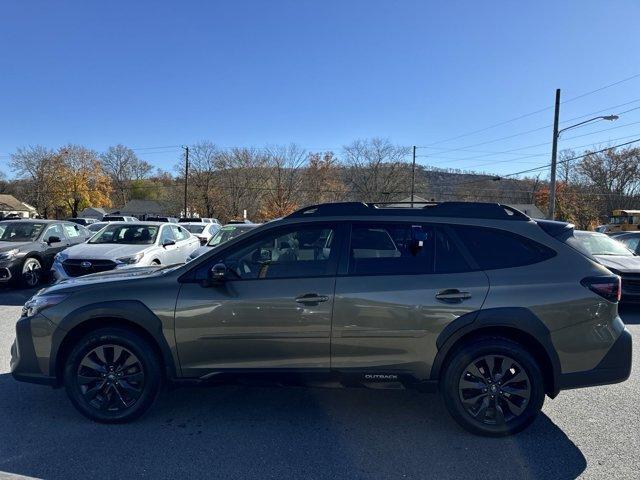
[180,141,222,217]
[101,145,153,206]
[10,145,64,218]
[342,138,412,202]
[260,144,307,218]
[577,146,640,214]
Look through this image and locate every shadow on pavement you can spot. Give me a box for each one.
[0,287,41,307]
[0,374,586,480]
[619,304,640,325]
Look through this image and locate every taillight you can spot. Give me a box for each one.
[581,276,621,302]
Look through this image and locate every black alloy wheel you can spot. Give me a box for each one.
[441,337,545,436]
[64,327,161,423]
[458,354,531,425]
[76,344,145,412]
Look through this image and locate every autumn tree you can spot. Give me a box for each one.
[58,145,112,218]
[342,138,412,202]
[300,152,348,205]
[101,144,153,206]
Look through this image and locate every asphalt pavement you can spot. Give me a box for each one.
[0,287,637,480]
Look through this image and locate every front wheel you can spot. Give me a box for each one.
[20,257,42,288]
[63,327,162,423]
[441,337,545,436]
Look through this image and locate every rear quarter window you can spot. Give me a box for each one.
[452,225,556,270]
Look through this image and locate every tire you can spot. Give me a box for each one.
[440,337,545,436]
[20,257,42,288]
[63,327,162,423]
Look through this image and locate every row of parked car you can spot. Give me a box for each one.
[0,216,260,288]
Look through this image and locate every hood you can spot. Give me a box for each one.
[41,264,177,295]
[63,242,152,260]
[0,241,33,252]
[593,254,640,273]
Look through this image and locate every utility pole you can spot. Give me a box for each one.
[182,145,189,217]
[548,89,561,220]
[410,145,417,207]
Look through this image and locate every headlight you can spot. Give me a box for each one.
[22,294,68,318]
[0,249,19,260]
[115,252,144,265]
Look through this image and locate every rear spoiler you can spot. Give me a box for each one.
[535,219,575,239]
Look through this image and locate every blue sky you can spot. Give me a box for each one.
[1,0,640,176]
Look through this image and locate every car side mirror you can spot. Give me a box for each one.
[162,239,176,248]
[46,236,61,245]
[209,263,227,283]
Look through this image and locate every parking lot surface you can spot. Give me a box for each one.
[0,288,637,480]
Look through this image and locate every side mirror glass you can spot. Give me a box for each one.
[46,235,61,245]
[162,239,176,248]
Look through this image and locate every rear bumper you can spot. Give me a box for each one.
[559,328,632,390]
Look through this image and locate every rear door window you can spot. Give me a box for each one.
[451,225,555,270]
[348,223,434,275]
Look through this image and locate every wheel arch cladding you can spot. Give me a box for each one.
[431,307,561,397]
[51,300,177,383]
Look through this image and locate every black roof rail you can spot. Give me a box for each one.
[286,201,530,221]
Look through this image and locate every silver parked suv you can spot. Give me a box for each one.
[10,202,632,436]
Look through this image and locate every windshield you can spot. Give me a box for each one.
[208,226,252,246]
[88,222,107,232]
[89,224,159,245]
[0,222,45,242]
[183,225,206,234]
[575,232,633,256]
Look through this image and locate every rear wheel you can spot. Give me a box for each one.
[441,337,545,436]
[63,327,162,423]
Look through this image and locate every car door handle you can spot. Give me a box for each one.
[435,289,472,302]
[295,293,330,304]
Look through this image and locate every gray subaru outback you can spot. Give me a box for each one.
[10,202,632,436]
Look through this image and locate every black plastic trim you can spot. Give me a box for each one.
[430,307,562,395]
[51,300,178,380]
[559,328,632,389]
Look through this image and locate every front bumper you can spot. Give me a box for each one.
[559,328,632,390]
[10,314,58,386]
[0,259,21,283]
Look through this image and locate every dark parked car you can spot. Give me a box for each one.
[611,231,640,254]
[0,220,92,287]
[573,230,640,302]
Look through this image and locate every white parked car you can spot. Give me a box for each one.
[51,222,200,280]
[181,222,221,245]
[186,223,261,262]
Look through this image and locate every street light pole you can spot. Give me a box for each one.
[548,89,619,220]
[410,145,416,207]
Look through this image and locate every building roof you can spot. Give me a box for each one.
[0,194,36,212]
[118,199,166,215]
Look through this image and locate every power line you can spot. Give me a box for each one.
[420,73,640,147]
